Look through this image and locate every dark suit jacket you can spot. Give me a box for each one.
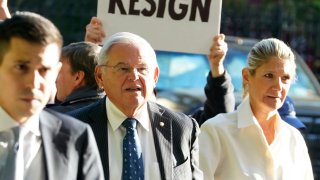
[67,99,202,180]
[40,109,104,180]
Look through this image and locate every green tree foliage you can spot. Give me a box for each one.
[8,0,97,45]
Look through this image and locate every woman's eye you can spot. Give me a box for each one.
[282,75,291,83]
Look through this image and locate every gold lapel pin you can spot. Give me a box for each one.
[159,122,165,127]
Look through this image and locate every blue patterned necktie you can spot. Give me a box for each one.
[122,118,144,180]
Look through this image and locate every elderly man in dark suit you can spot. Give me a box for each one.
[0,12,104,179]
[68,32,203,180]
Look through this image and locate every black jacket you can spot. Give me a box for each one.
[191,71,235,126]
[47,86,105,113]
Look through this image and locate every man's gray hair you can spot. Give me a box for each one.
[98,32,157,66]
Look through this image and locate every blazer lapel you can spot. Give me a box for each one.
[148,102,173,180]
[87,99,110,179]
[39,110,69,180]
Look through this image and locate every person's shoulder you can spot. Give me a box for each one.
[148,101,197,129]
[201,111,237,128]
[149,101,192,120]
[41,108,89,131]
[68,98,104,116]
[280,120,306,140]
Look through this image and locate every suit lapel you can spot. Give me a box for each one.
[87,99,110,179]
[148,102,173,180]
[39,110,69,180]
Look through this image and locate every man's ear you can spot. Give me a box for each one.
[75,70,85,86]
[95,66,104,89]
[153,67,160,84]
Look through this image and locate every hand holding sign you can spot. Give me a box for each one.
[208,34,227,77]
[85,17,106,44]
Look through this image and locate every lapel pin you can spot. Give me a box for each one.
[0,142,8,148]
[159,122,165,127]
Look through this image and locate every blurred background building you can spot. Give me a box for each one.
[7,0,320,81]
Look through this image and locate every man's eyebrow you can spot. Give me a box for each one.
[15,59,30,64]
[106,61,126,66]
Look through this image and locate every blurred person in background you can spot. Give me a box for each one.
[278,96,306,132]
[199,38,313,179]
[47,41,105,113]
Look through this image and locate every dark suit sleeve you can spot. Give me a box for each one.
[191,70,235,126]
[79,124,105,180]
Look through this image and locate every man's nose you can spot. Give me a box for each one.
[27,70,43,89]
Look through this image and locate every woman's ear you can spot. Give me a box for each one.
[242,68,251,98]
[242,68,250,85]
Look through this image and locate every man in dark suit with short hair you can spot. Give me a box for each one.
[0,11,104,179]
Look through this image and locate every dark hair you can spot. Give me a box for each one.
[61,41,101,88]
[0,11,63,64]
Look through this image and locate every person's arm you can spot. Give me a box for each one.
[0,0,11,20]
[191,34,235,126]
[84,17,106,44]
[199,122,222,180]
[208,34,227,77]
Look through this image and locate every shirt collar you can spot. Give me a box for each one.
[106,97,150,132]
[237,96,261,128]
[0,106,40,136]
[0,106,19,131]
[20,114,41,137]
[237,96,281,133]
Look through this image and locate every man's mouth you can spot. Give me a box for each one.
[126,87,142,91]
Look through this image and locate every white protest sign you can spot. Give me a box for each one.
[97,0,222,55]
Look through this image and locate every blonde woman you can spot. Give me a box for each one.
[199,38,313,180]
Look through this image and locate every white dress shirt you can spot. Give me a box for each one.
[199,96,314,180]
[106,97,161,180]
[0,106,42,180]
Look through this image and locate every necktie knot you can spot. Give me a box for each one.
[122,118,137,130]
